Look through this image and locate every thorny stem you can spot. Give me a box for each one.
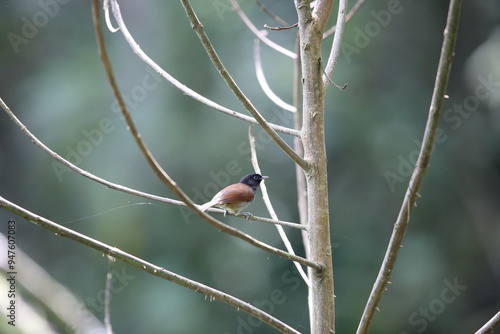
[356,1,462,333]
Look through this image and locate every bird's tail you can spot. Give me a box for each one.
[198,201,214,212]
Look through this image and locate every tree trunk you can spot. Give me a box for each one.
[295,2,336,332]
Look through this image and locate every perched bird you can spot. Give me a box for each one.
[199,173,268,217]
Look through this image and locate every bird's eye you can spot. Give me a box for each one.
[254,176,259,180]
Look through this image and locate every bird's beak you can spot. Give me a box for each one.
[262,176,269,180]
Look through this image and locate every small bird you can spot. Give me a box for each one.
[199,173,268,217]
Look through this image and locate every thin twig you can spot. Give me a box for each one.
[322,0,348,87]
[264,23,298,31]
[0,196,300,334]
[475,311,500,334]
[321,57,347,90]
[249,125,311,287]
[323,0,367,39]
[255,0,289,27]
[231,0,297,59]
[0,98,300,230]
[92,0,319,270]
[253,38,296,112]
[240,211,306,230]
[356,1,462,333]
[179,0,308,170]
[107,0,299,137]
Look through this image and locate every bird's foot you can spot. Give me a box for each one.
[241,212,253,220]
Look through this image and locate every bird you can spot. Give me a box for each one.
[199,173,268,218]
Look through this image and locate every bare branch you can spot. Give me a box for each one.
[107,0,299,137]
[323,0,368,39]
[292,38,310,255]
[356,1,463,333]
[231,0,297,59]
[0,196,300,334]
[264,23,298,31]
[322,0,348,87]
[248,125,311,287]
[92,0,319,270]
[253,38,296,112]
[179,0,308,170]
[475,311,500,334]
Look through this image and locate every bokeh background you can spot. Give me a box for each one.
[1,0,499,333]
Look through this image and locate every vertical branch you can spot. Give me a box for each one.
[293,36,309,252]
[295,1,336,333]
[356,1,463,333]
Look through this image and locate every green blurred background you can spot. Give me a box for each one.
[1,0,499,333]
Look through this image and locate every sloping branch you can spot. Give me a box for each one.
[356,1,462,333]
[475,311,500,334]
[0,196,300,334]
[253,38,296,112]
[322,0,348,87]
[248,125,310,287]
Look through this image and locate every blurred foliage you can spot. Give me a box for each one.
[1,0,499,333]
